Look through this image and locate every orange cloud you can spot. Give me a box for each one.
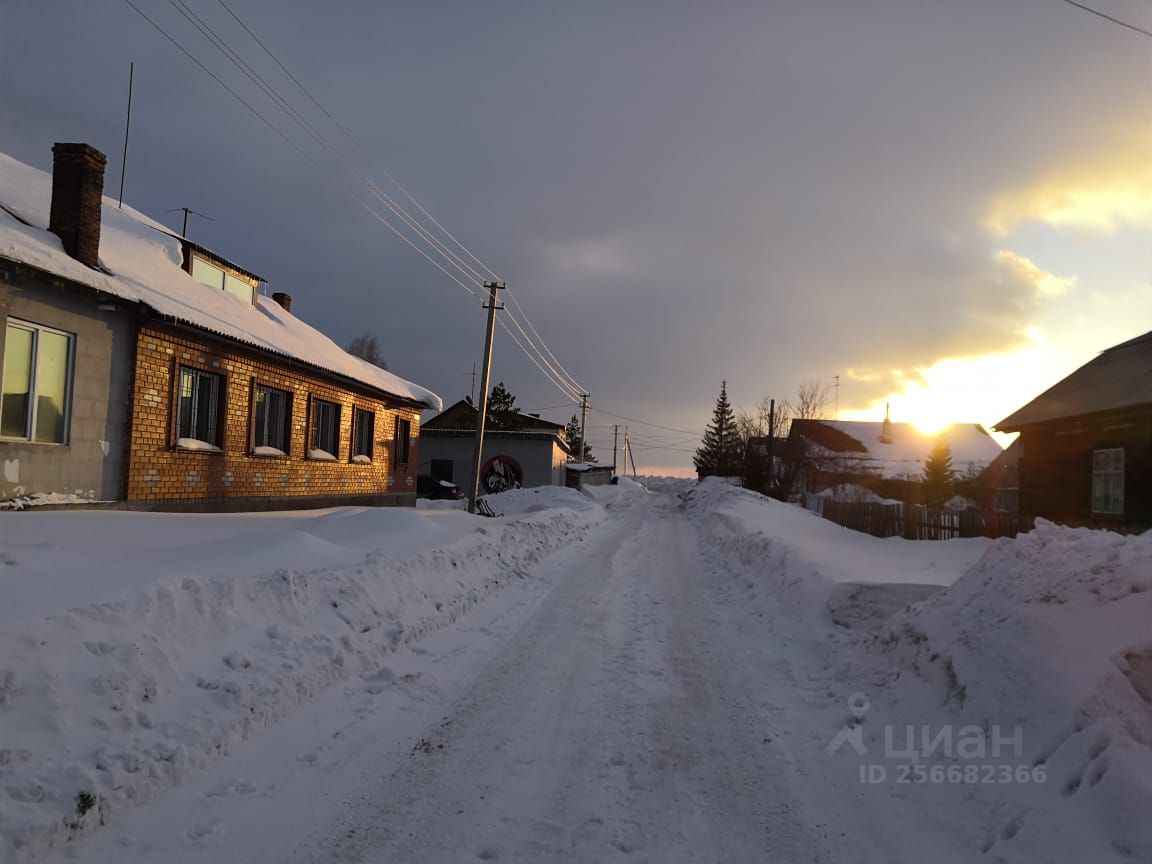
[987,125,1152,235]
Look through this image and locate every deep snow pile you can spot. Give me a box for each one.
[683,477,989,588]
[0,492,602,864]
[686,478,1152,862]
[864,522,1152,861]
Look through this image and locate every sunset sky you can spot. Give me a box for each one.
[2,0,1149,473]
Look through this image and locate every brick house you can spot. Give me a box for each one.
[995,330,1152,532]
[1,142,441,510]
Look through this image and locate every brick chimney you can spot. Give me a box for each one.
[271,292,293,312]
[49,143,108,269]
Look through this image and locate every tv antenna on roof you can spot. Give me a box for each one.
[168,207,214,239]
[118,62,134,209]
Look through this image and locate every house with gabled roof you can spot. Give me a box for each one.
[0,142,440,510]
[996,330,1152,532]
[785,416,1002,499]
[418,398,571,491]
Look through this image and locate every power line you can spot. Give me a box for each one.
[210,4,584,397]
[498,319,583,402]
[215,0,502,285]
[502,312,582,399]
[501,288,584,393]
[209,0,585,399]
[523,402,580,412]
[1058,0,1152,38]
[125,0,477,298]
[124,0,586,403]
[211,1,585,401]
[166,0,491,291]
[588,406,701,436]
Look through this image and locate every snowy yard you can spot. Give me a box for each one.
[0,479,1149,863]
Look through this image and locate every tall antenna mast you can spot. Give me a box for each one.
[118,62,134,208]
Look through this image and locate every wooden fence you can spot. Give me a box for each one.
[816,498,1034,541]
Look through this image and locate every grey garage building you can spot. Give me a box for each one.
[418,400,571,493]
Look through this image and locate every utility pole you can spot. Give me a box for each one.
[467,281,505,513]
[834,374,840,420]
[612,424,619,475]
[628,437,638,477]
[623,426,629,479]
[579,393,590,463]
[767,399,776,490]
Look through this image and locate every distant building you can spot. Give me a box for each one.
[785,418,1002,498]
[0,143,440,510]
[565,462,615,491]
[418,400,571,492]
[996,330,1152,532]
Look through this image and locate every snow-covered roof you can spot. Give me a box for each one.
[792,419,1002,479]
[996,329,1152,429]
[0,151,441,410]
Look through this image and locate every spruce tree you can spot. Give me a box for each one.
[487,382,518,429]
[694,381,743,477]
[564,414,593,462]
[922,438,955,510]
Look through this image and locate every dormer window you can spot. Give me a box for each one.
[186,248,261,306]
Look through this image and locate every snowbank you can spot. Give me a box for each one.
[685,478,988,588]
[686,478,1152,862]
[862,522,1152,861]
[479,485,598,517]
[0,498,604,863]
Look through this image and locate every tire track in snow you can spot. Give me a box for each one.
[292,492,820,863]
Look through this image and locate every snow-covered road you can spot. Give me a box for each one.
[292,490,812,863]
[49,488,837,863]
[28,482,1152,863]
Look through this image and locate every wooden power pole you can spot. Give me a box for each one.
[579,393,590,462]
[467,281,505,513]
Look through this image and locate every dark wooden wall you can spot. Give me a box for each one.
[1017,407,1151,532]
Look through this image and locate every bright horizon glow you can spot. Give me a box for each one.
[841,335,1058,447]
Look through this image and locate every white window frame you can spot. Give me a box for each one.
[1091,448,1124,515]
[0,318,75,444]
[190,253,257,305]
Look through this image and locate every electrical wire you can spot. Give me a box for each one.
[211,0,584,399]
[125,0,586,403]
[206,2,587,396]
[167,0,491,290]
[215,0,503,284]
[588,406,701,436]
[1058,0,1152,38]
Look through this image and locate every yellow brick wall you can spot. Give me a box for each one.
[126,325,422,502]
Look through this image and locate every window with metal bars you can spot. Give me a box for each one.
[395,417,411,465]
[252,384,290,454]
[309,398,340,459]
[352,408,374,461]
[176,367,223,447]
